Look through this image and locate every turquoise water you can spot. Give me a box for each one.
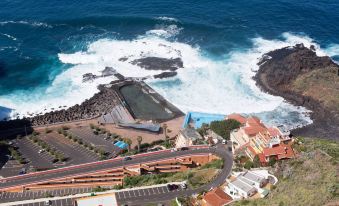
[183,112,226,129]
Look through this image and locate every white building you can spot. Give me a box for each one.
[227,178,257,198]
[225,170,273,199]
[175,127,203,148]
[76,193,118,206]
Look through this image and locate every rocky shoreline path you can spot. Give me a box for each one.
[255,44,339,140]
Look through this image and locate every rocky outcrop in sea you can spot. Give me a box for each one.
[255,44,339,139]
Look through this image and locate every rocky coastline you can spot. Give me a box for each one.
[254,44,339,139]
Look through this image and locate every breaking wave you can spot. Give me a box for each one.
[0,20,52,28]
[0,33,17,41]
[2,24,337,129]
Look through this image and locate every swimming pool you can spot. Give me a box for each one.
[182,112,226,128]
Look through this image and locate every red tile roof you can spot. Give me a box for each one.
[243,126,267,136]
[227,113,247,124]
[267,127,282,137]
[246,116,265,127]
[203,188,232,206]
[263,144,295,159]
[258,153,267,163]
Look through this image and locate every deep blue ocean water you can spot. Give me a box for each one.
[0,0,338,128]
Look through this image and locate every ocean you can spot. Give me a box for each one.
[0,0,338,129]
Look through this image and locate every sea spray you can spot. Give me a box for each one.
[0,28,326,129]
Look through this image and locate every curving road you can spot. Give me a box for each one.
[0,144,233,205]
[119,144,233,205]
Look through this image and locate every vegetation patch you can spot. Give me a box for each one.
[232,137,339,206]
[123,159,222,189]
[209,119,241,140]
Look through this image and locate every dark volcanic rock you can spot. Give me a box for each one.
[101,67,116,76]
[255,44,339,139]
[154,71,177,79]
[82,73,97,82]
[131,57,183,71]
[26,86,121,126]
[119,57,128,62]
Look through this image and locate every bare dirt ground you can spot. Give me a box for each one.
[34,116,185,148]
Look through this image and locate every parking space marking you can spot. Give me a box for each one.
[122,191,126,199]
[157,187,162,194]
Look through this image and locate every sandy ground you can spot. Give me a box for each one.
[34,116,185,148]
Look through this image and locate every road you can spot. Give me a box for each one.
[119,144,233,205]
[0,144,233,205]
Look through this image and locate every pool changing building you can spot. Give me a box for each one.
[175,127,204,148]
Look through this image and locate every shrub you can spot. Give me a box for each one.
[268,157,277,167]
[57,128,63,134]
[32,131,40,136]
[61,126,70,130]
[253,155,261,168]
[44,128,53,134]
[62,130,68,136]
[244,160,254,170]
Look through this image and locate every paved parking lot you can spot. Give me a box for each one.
[15,198,75,206]
[0,187,96,203]
[1,184,183,205]
[39,133,99,165]
[70,127,122,158]
[116,185,184,203]
[14,138,55,169]
[0,159,24,177]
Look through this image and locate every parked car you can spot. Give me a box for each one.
[170,148,178,152]
[180,147,189,151]
[222,139,227,144]
[38,149,45,154]
[167,184,179,191]
[45,200,52,206]
[19,168,26,175]
[180,182,187,189]
[123,156,132,161]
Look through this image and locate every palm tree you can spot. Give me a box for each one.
[137,136,143,152]
[123,138,132,152]
[163,123,168,139]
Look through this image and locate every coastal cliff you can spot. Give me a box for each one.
[255,44,339,139]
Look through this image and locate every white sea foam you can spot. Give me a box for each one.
[0,20,52,28]
[0,33,17,41]
[324,43,339,58]
[145,25,182,38]
[155,17,179,22]
[1,27,335,128]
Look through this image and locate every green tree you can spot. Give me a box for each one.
[123,138,132,152]
[244,160,254,170]
[268,157,277,167]
[209,119,241,140]
[253,155,261,168]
